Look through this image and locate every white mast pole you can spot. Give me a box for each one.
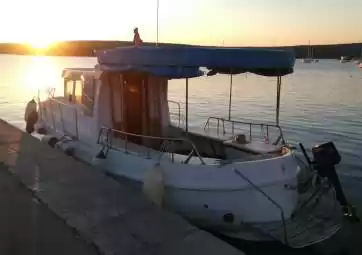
[228,74,233,120]
[156,0,159,46]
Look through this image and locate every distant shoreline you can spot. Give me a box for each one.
[1,41,361,59]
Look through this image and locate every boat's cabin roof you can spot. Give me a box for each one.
[95,46,296,79]
[61,46,296,83]
[62,68,96,80]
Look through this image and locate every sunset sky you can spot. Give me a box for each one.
[1,0,362,47]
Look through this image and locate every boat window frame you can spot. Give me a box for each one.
[64,78,75,103]
[81,76,96,115]
[63,77,96,116]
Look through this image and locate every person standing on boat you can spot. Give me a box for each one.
[133,27,143,46]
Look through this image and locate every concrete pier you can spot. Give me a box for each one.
[0,119,244,255]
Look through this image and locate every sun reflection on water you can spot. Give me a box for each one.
[22,56,63,101]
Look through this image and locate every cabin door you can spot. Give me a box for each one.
[123,75,144,144]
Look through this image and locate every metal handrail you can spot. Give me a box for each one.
[168,100,182,127]
[203,116,285,145]
[233,168,288,245]
[97,126,206,165]
[46,97,80,139]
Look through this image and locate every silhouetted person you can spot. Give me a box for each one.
[133,27,143,46]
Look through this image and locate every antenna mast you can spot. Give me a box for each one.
[156,0,159,46]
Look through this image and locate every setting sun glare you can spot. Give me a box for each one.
[26,39,55,50]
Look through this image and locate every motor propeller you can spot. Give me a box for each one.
[299,141,359,223]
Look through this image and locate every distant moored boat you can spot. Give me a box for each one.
[301,41,317,63]
[340,56,353,63]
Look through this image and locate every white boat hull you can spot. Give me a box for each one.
[41,134,342,247]
[38,129,301,240]
[73,140,300,223]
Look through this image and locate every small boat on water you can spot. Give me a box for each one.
[301,41,318,63]
[340,56,353,63]
[354,45,362,66]
[26,46,358,248]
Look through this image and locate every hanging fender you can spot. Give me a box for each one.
[24,99,38,134]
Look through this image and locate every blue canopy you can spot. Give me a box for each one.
[96,46,295,78]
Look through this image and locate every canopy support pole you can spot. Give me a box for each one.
[228,74,233,120]
[185,78,189,134]
[276,76,282,126]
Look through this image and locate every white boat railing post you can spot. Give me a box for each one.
[217,119,220,135]
[50,100,56,131]
[228,74,233,120]
[222,119,226,135]
[58,103,65,134]
[276,76,282,126]
[249,123,252,142]
[37,89,42,121]
[185,78,189,134]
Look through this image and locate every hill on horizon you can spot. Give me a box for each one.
[0,40,361,59]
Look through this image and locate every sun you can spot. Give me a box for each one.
[27,38,55,50]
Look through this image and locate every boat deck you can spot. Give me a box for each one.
[106,133,280,166]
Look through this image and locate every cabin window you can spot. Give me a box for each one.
[64,79,82,104]
[82,78,95,115]
[64,77,95,115]
[74,80,83,104]
[64,79,74,102]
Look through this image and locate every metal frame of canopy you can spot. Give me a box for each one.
[183,73,283,135]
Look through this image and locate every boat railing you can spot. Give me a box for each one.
[203,116,285,145]
[168,100,185,127]
[233,168,288,245]
[43,96,80,139]
[97,127,206,165]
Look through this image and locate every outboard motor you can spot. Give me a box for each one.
[300,141,359,223]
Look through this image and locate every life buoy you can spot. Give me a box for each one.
[24,99,38,134]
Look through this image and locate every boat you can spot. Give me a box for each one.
[354,45,362,66]
[301,41,317,63]
[340,56,353,63]
[27,46,359,248]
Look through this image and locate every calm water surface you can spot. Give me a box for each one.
[0,54,361,177]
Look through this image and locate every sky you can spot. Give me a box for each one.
[1,0,362,47]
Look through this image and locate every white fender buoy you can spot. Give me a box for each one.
[142,163,165,207]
